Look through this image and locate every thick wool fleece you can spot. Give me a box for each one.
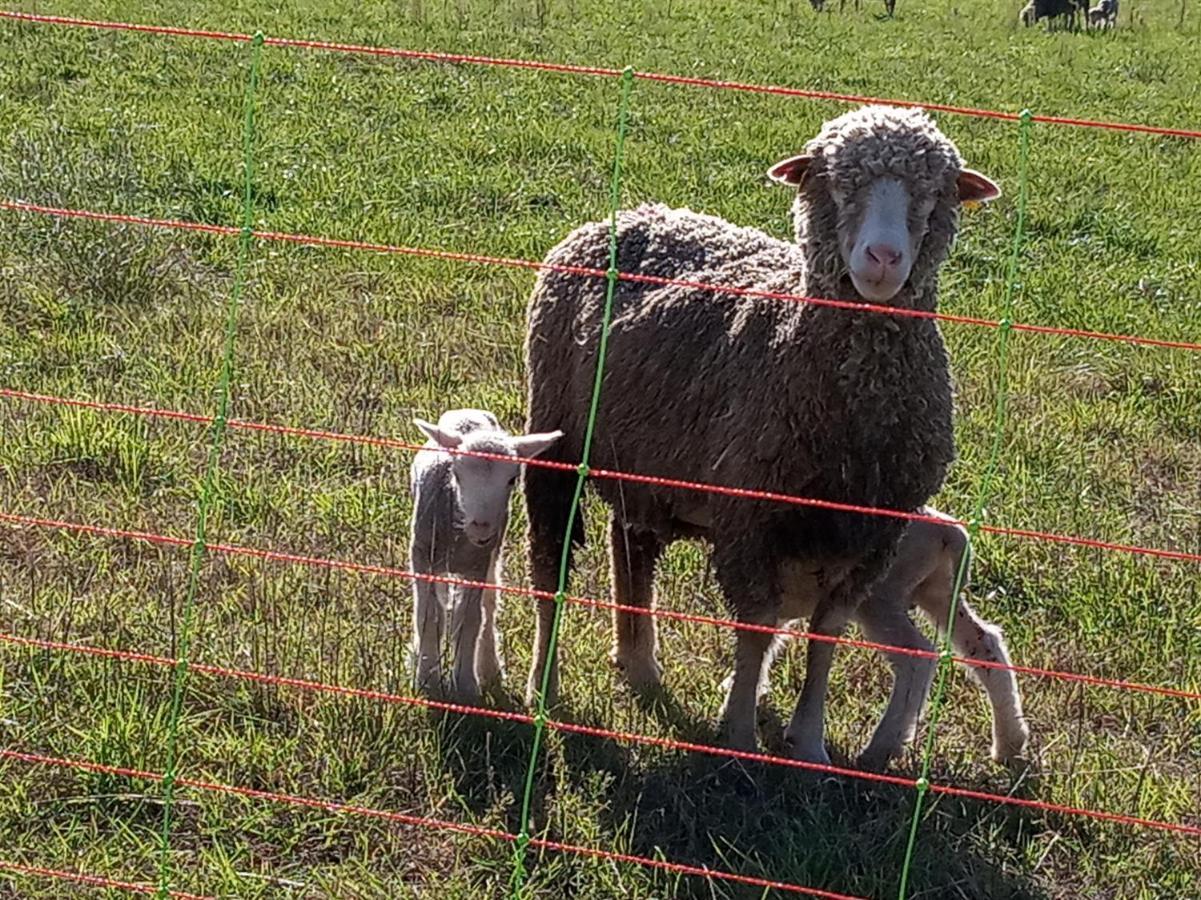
[525,104,965,618]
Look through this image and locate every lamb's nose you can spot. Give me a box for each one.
[865,243,903,272]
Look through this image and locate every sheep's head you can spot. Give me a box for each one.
[415,418,562,546]
[768,105,999,306]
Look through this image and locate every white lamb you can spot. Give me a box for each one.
[409,409,561,701]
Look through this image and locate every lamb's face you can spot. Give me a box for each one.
[451,442,523,547]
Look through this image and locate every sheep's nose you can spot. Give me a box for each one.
[865,243,903,272]
[470,519,491,532]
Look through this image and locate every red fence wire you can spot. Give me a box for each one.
[4,385,1200,567]
[0,861,212,900]
[2,10,1200,139]
[4,629,1201,840]
[2,507,1199,704]
[3,198,1201,355]
[0,749,866,899]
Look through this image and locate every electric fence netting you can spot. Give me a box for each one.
[1,9,1199,900]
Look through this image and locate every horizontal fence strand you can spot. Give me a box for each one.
[0,860,212,900]
[2,508,1200,700]
[2,386,1199,566]
[2,199,1200,354]
[0,750,864,899]
[1,11,1199,139]
[2,646,1199,839]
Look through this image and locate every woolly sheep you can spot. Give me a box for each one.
[739,508,1027,769]
[409,409,561,701]
[1021,0,1082,27]
[522,105,1001,764]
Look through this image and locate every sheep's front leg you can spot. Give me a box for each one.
[475,550,504,688]
[610,517,664,690]
[783,598,851,766]
[412,577,445,697]
[855,602,937,771]
[449,583,485,702]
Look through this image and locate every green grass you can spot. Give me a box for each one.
[1,0,1199,897]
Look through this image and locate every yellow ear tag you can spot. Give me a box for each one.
[962,200,982,211]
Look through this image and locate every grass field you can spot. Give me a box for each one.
[1,0,1199,897]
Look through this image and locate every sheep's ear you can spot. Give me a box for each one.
[958,169,1001,205]
[414,417,462,449]
[767,154,813,187]
[511,430,564,460]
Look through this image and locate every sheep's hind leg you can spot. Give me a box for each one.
[476,550,504,688]
[610,517,664,690]
[855,602,937,771]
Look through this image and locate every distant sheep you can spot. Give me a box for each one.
[743,508,1028,769]
[1021,0,1081,27]
[523,105,1001,764]
[409,409,560,701]
[1088,0,1118,25]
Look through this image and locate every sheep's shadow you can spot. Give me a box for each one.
[429,689,1055,899]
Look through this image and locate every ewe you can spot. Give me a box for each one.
[409,409,560,701]
[523,105,1003,764]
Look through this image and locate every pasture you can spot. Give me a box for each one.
[1,0,1199,897]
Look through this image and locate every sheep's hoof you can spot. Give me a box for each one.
[856,746,898,773]
[415,668,443,699]
[611,650,663,691]
[719,719,760,755]
[783,731,832,767]
[450,677,482,706]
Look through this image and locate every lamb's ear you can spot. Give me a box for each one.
[767,154,813,187]
[958,169,1001,205]
[511,430,564,460]
[414,417,462,449]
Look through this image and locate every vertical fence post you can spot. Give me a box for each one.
[508,65,635,899]
[895,108,1032,900]
[155,31,265,900]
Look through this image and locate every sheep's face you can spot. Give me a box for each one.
[768,105,1001,305]
[415,419,563,547]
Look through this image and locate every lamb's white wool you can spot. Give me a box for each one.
[409,409,560,701]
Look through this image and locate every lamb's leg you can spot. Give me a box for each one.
[918,586,1029,765]
[855,602,937,771]
[610,517,664,690]
[476,549,504,688]
[713,539,780,753]
[412,574,445,697]
[449,583,484,702]
[525,461,582,708]
[782,597,851,766]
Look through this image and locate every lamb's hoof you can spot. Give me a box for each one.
[783,732,832,767]
[612,650,664,692]
[992,721,1031,767]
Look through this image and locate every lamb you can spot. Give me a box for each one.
[1087,0,1118,26]
[409,409,561,701]
[523,104,1001,764]
[737,508,1027,769]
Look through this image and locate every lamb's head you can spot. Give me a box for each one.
[415,417,562,547]
[769,105,1000,307]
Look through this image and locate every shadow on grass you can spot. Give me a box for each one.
[430,690,1055,900]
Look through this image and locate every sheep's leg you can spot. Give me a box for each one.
[782,598,851,766]
[855,602,937,771]
[449,583,484,702]
[412,575,445,697]
[713,540,780,752]
[525,461,582,708]
[918,587,1029,765]
[476,549,504,688]
[610,517,664,690]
